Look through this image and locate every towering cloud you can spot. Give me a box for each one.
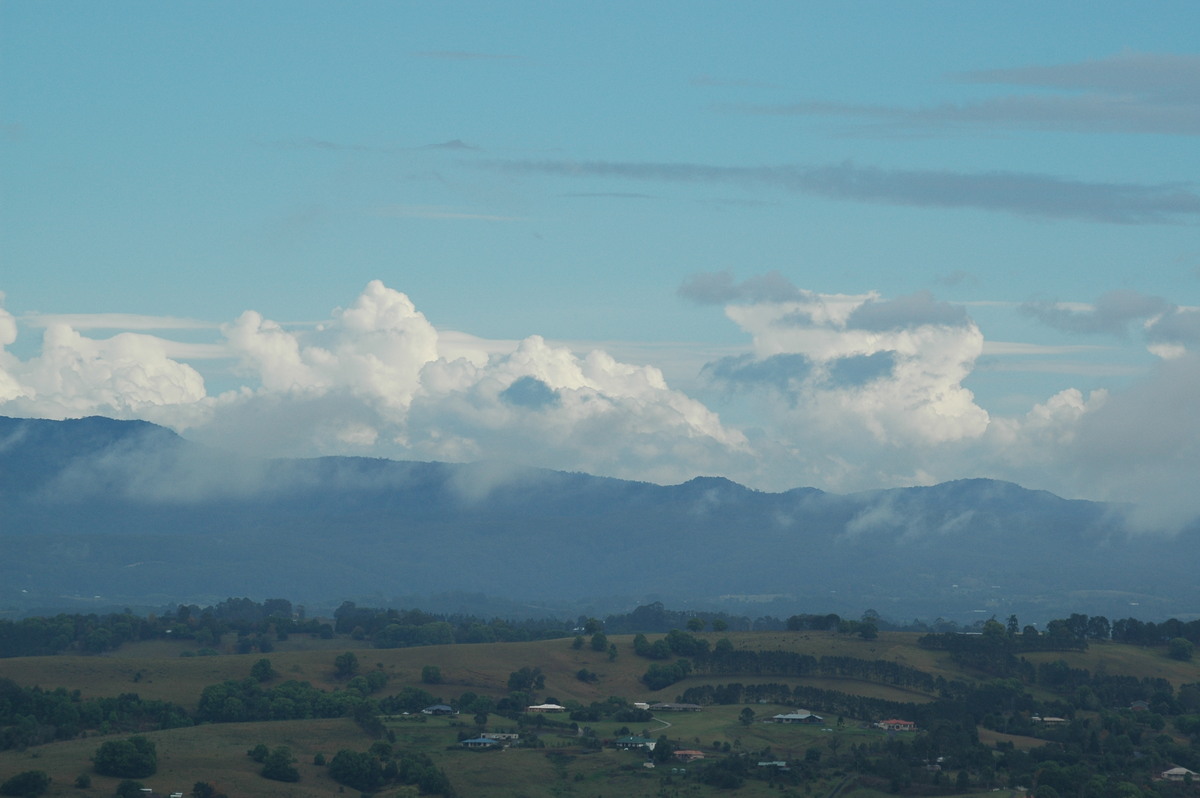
[1,282,751,486]
[2,279,1198,528]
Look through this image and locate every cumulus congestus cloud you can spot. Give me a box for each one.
[3,278,1200,529]
[0,282,750,486]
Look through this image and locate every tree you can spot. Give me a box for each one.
[334,651,360,679]
[93,736,157,778]
[261,746,300,782]
[421,665,443,684]
[250,657,276,682]
[711,618,728,632]
[590,632,608,651]
[739,706,756,726]
[0,771,50,797]
[1169,637,1194,661]
[686,617,705,632]
[114,781,145,798]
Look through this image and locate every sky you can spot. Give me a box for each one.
[2,2,1199,527]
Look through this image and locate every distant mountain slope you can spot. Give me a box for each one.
[1,415,1197,620]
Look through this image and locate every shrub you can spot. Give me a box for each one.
[93,736,157,778]
[0,770,51,797]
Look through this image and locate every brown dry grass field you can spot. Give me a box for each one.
[1,628,1195,796]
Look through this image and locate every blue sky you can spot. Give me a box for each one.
[2,2,1199,525]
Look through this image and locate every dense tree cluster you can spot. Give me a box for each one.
[332,602,569,648]
[603,602,767,634]
[0,679,191,750]
[249,744,300,782]
[92,735,157,778]
[195,675,383,724]
[0,598,320,658]
[327,746,453,795]
[0,770,50,797]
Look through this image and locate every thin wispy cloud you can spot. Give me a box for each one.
[678,270,812,305]
[21,313,216,331]
[1021,289,1172,336]
[260,138,480,153]
[486,158,1200,224]
[560,192,655,200]
[424,139,480,151]
[412,50,521,61]
[376,204,523,222]
[692,74,776,89]
[729,51,1200,137]
[959,51,1200,99]
[259,137,402,153]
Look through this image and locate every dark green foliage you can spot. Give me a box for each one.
[650,735,673,763]
[633,629,709,661]
[334,651,359,679]
[642,659,691,690]
[327,747,452,794]
[247,743,269,763]
[250,658,276,682]
[786,612,842,631]
[353,701,386,738]
[73,774,90,789]
[260,746,300,782]
[92,736,157,778]
[113,780,144,798]
[377,686,436,715]
[197,677,367,723]
[0,770,50,797]
[421,665,442,684]
[699,756,748,788]
[333,601,570,648]
[1169,637,1194,661]
[589,632,607,651]
[0,598,316,659]
[0,678,191,751]
[506,666,545,692]
[604,602,750,634]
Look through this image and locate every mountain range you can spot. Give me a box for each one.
[1,415,1196,623]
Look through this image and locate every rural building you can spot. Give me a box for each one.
[1033,716,1067,726]
[460,737,499,749]
[422,704,457,716]
[877,719,916,732]
[674,749,706,762]
[1162,767,1198,782]
[772,711,823,724]
[1130,700,1150,712]
[527,703,566,713]
[614,735,657,750]
[648,702,702,712]
[482,732,520,741]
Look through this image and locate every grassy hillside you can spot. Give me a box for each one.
[1,629,1196,797]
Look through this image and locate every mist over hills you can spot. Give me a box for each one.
[1,415,1196,623]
